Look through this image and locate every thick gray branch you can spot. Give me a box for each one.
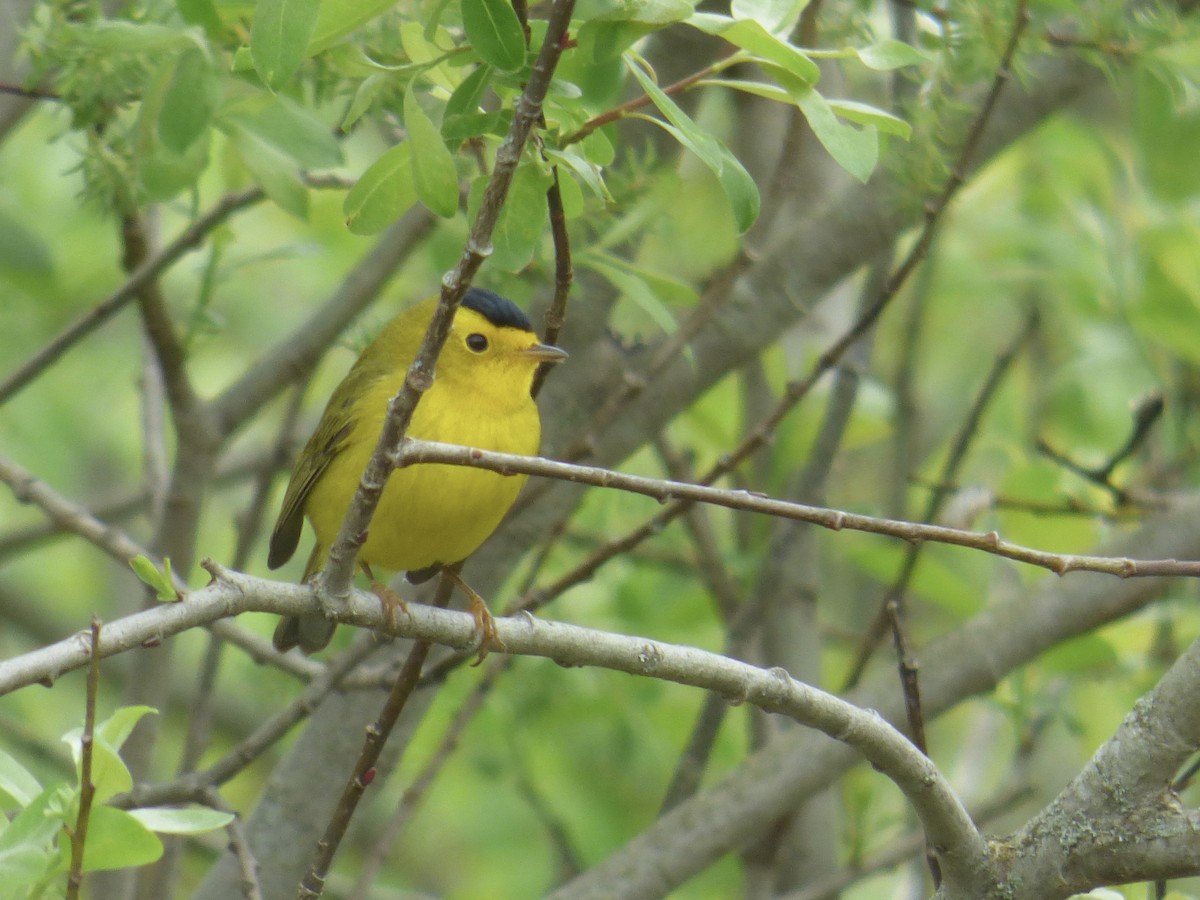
[545,497,1200,899]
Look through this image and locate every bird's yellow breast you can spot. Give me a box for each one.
[304,367,541,573]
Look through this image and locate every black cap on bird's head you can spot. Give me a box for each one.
[462,287,534,333]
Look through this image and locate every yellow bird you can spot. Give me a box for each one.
[268,288,567,653]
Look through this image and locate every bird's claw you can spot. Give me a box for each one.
[467,595,505,665]
[370,580,410,634]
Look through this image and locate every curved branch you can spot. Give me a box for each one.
[999,631,1200,897]
[0,561,987,885]
[544,496,1200,899]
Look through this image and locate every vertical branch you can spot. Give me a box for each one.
[204,789,264,900]
[346,658,504,900]
[532,167,573,398]
[297,575,456,898]
[66,617,102,899]
[122,213,198,418]
[844,307,1042,692]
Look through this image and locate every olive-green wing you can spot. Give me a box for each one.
[267,418,351,569]
[268,303,428,571]
[267,361,384,570]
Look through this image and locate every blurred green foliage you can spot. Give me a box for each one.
[3,0,1200,897]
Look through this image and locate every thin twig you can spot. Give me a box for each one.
[512,0,1035,695]
[297,575,455,898]
[0,81,58,99]
[559,50,737,147]
[123,213,198,416]
[846,308,1041,694]
[203,789,264,900]
[532,167,573,398]
[395,440,1200,580]
[1036,390,1164,503]
[346,657,504,900]
[554,249,752,466]
[0,187,264,405]
[0,445,298,562]
[66,617,103,899]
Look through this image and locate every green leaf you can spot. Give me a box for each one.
[581,127,615,166]
[0,788,63,854]
[441,110,511,145]
[707,76,791,104]
[826,99,911,140]
[442,66,500,142]
[0,751,41,809]
[250,0,322,89]
[140,139,211,202]
[228,124,310,217]
[308,0,394,56]
[583,249,698,308]
[405,87,460,218]
[128,555,180,602]
[543,147,612,202]
[220,93,342,168]
[343,142,417,234]
[686,13,819,85]
[129,806,235,834]
[445,65,494,120]
[554,168,584,217]
[0,788,60,888]
[793,87,878,183]
[96,706,158,753]
[133,54,212,200]
[82,807,162,872]
[88,741,133,804]
[488,163,552,271]
[576,0,695,62]
[176,0,224,37]
[0,842,50,889]
[579,0,696,24]
[158,48,221,154]
[340,73,390,132]
[62,708,155,804]
[731,0,808,36]
[857,39,931,71]
[628,61,759,232]
[576,22,655,62]
[64,21,201,53]
[462,0,526,72]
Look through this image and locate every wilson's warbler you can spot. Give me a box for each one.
[268,288,567,653]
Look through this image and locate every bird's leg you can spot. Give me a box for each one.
[441,568,505,664]
[363,563,409,635]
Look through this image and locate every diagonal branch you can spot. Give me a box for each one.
[0,187,264,406]
[315,0,578,601]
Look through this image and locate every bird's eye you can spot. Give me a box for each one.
[466,333,489,353]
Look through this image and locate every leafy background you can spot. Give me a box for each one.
[2,0,1200,897]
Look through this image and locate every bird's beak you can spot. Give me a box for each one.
[521,342,569,363]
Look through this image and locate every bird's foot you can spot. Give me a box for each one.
[466,592,504,665]
[442,569,505,664]
[370,580,410,635]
